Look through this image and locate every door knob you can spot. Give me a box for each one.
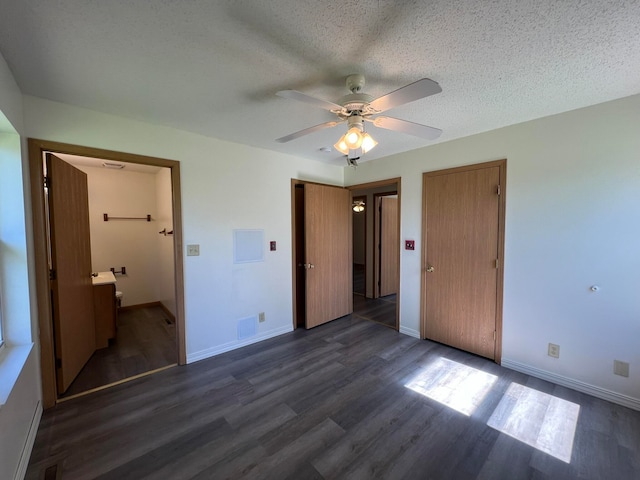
[426,265,435,273]
[302,263,315,270]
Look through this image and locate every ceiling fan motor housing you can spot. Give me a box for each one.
[346,74,366,93]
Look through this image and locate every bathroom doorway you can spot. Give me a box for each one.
[29,139,186,408]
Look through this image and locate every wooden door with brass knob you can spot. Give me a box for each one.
[421,160,506,361]
[304,183,352,328]
[46,153,96,393]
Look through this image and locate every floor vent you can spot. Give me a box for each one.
[44,463,60,480]
[237,315,258,340]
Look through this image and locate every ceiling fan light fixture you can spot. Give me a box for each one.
[344,127,364,149]
[361,133,377,153]
[334,135,349,155]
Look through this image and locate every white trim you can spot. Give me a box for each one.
[502,358,640,411]
[399,326,420,339]
[187,325,293,363]
[0,344,33,407]
[14,400,42,480]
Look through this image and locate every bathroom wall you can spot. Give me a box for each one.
[77,164,172,308]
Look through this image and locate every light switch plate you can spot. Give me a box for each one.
[187,244,200,256]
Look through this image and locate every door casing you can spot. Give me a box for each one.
[28,138,187,408]
[420,159,506,363]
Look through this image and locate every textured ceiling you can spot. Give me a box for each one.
[1,0,639,165]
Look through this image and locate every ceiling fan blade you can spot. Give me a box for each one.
[373,116,442,140]
[276,90,343,112]
[369,78,442,113]
[276,121,342,143]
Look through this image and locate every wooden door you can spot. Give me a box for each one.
[422,162,505,360]
[379,196,398,297]
[47,153,96,393]
[304,183,352,328]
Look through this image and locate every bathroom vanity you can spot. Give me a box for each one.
[92,271,117,349]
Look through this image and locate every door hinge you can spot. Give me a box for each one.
[55,358,62,369]
[495,258,499,269]
[493,331,496,340]
[49,269,56,280]
[44,175,50,188]
[497,184,501,196]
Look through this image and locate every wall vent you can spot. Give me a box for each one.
[614,360,630,378]
[237,315,258,340]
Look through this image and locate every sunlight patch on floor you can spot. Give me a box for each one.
[404,357,498,416]
[487,383,580,463]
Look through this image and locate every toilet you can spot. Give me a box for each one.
[115,290,123,308]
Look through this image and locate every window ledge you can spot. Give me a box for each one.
[0,343,33,408]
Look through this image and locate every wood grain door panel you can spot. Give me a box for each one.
[47,153,96,393]
[379,196,398,297]
[305,183,352,328]
[424,165,500,359]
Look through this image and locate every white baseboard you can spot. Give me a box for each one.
[501,358,640,411]
[15,400,42,480]
[187,325,293,364]
[399,326,420,339]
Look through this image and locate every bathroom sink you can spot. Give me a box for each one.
[91,271,117,285]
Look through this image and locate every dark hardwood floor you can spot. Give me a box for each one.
[27,316,640,479]
[61,305,177,398]
[353,293,397,329]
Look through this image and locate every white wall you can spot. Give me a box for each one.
[155,167,176,316]
[77,164,164,307]
[23,95,344,362]
[0,52,42,480]
[345,94,640,407]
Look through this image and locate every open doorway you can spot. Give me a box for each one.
[352,195,366,297]
[28,139,186,408]
[349,179,400,330]
[55,153,177,399]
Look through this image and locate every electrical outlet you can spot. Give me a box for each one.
[614,360,630,377]
[187,244,200,256]
[258,312,265,323]
[548,343,560,358]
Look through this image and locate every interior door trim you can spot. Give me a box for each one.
[28,138,187,408]
[420,159,506,364]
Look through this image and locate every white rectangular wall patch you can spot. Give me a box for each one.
[233,229,264,264]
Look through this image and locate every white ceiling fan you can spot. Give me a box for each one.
[276,74,442,161]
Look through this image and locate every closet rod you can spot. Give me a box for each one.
[103,213,152,222]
